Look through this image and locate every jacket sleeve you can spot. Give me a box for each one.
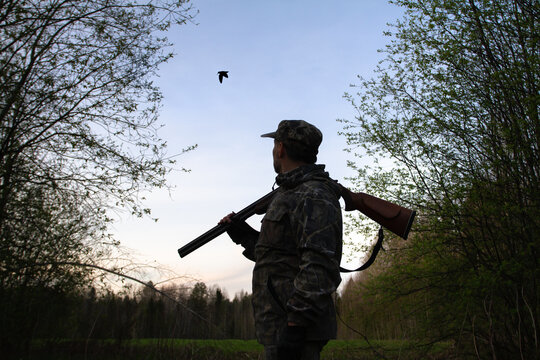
[226,219,259,262]
[286,196,342,326]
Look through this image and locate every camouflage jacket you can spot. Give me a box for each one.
[239,164,343,345]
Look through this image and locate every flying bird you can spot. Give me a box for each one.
[217,71,228,83]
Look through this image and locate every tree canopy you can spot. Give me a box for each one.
[1,0,197,349]
[0,0,195,289]
[341,0,538,358]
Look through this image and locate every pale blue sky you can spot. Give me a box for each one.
[113,1,404,297]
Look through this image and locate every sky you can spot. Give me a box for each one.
[112,1,405,298]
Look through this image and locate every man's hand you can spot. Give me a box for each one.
[218,212,235,225]
[277,325,306,360]
[219,212,258,245]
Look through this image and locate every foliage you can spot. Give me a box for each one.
[340,0,539,358]
[1,281,256,356]
[337,262,425,342]
[0,0,196,217]
[0,0,197,350]
[0,0,196,285]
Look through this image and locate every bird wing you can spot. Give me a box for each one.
[218,71,228,83]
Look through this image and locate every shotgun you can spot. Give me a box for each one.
[177,189,278,258]
[177,185,416,258]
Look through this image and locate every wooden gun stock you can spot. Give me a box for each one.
[178,185,416,258]
[340,185,416,240]
[177,188,278,258]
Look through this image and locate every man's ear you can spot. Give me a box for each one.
[276,142,286,158]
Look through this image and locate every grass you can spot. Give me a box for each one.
[10,338,453,360]
[323,339,453,359]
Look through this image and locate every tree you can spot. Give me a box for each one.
[0,0,196,349]
[187,282,209,338]
[208,285,228,338]
[341,0,538,358]
[0,0,195,284]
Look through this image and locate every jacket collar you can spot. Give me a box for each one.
[275,164,328,189]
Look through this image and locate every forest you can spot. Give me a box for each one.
[1,282,255,343]
[1,0,538,359]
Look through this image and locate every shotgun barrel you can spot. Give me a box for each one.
[177,188,278,258]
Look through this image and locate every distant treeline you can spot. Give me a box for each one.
[1,274,452,357]
[0,281,256,351]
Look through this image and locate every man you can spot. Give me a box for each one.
[220,120,343,360]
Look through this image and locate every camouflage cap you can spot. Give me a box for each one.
[261,120,323,159]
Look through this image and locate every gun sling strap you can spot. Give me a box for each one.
[339,226,384,273]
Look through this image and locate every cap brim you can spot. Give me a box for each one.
[260,131,276,138]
